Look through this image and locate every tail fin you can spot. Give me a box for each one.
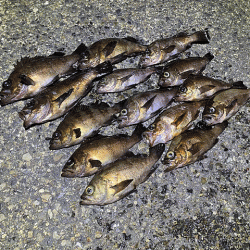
[149,143,165,159]
[95,61,113,75]
[232,81,247,89]
[191,30,210,44]
[203,52,214,62]
[73,43,89,57]
[132,123,146,139]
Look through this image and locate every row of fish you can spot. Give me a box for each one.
[1,30,249,205]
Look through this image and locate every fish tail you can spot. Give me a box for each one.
[232,81,247,89]
[73,43,89,57]
[149,143,165,158]
[204,52,214,62]
[95,61,113,75]
[190,29,210,44]
[132,123,146,138]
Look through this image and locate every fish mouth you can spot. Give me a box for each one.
[49,141,63,150]
[61,168,76,178]
[142,131,156,147]
[202,115,215,125]
[117,116,128,128]
[0,93,16,106]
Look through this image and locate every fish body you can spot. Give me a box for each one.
[79,38,147,70]
[80,144,165,205]
[19,62,112,129]
[158,52,214,87]
[162,121,228,171]
[61,124,144,178]
[139,30,210,67]
[0,44,88,106]
[49,101,122,150]
[175,75,245,102]
[202,88,250,125]
[117,88,178,128]
[143,101,204,147]
[96,67,159,93]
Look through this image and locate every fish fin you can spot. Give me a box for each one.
[123,36,140,43]
[111,52,127,62]
[50,75,60,85]
[180,70,196,79]
[141,95,157,111]
[53,88,74,107]
[198,84,217,95]
[162,45,176,54]
[204,52,214,61]
[19,74,35,86]
[89,159,103,169]
[197,154,208,161]
[172,112,187,128]
[49,51,65,57]
[119,73,134,83]
[110,179,133,195]
[191,30,210,44]
[225,99,238,112]
[150,108,164,118]
[102,41,118,57]
[189,142,202,156]
[132,123,146,137]
[73,128,81,138]
[150,143,165,158]
[73,43,89,56]
[175,31,188,37]
[95,61,113,75]
[232,81,247,89]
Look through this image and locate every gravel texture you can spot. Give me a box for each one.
[0,0,249,249]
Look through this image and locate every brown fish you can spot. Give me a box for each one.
[61,124,144,178]
[96,67,160,93]
[117,88,178,128]
[175,75,245,102]
[139,30,210,67]
[49,101,122,150]
[79,37,147,70]
[0,44,88,106]
[19,62,112,129]
[202,88,250,125]
[143,101,204,147]
[158,53,214,87]
[80,143,165,206]
[162,121,228,171]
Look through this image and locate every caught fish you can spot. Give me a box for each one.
[79,37,147,70]
[139,30,210,68]
[61,124,144,178]
[202,87,250,125]
[117,88,178,128]
[0,44,88,106]
[143,101,204,147]
[175,75,245,102]
[80,143,165,205]
[49,101,122,150]
[19,62,112,129]
[162,121,228,171]
[96,67,161,93]
[158,52,214,87]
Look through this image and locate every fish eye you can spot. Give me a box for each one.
[163,72,170,78]
[179,86,187,93]
[148,124,155,131]
[26,99,36,108]
[52,131,62,140]
[120,109,127,116]
[145,48,152,56]
[166,151,175,160]
[85,185,95,196]
[2,80,12,89]
[208,107,215,114]
[66,158,75,167]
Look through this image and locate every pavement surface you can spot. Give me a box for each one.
[0,0,249,249]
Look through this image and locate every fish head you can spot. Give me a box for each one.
[117,101,140,128]
[0,75,28,106]
[96,77,116,93]
[139,46,161,67]
[143,121,167,147]
[80,178,109,205]
[202,103,223,126]
[158,67,179,87]
[18,98,50,129]
[175,85,194,101]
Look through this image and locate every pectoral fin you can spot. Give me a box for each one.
[102,41,118,57]
[73,128,81,138]
[172,112,187,128]
[181,70,196,79]
[119,73,134,83]
[189,142,202,156]
[199,85,217,95]
[53,88,74,107]
[225,99,238,113]
[89,159,103,169]
[163,45,176,54]
[142,95,157,111]
[110,179,133,195]
[19,74,35,86]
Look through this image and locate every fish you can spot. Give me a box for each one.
[162,121,228,171]
[0,44,88,106]
[80,143,165,205]
[143,101,204,147]
[96,67,161,93]
[117,88,178,128]
[79,37,147,70]
[202,88,250,125]
[18,62,113,129]
[139,30,210,68]
[158,52,214,87]
[174,75,246,102]
[61,124,144,178]
[49,101,123,150]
